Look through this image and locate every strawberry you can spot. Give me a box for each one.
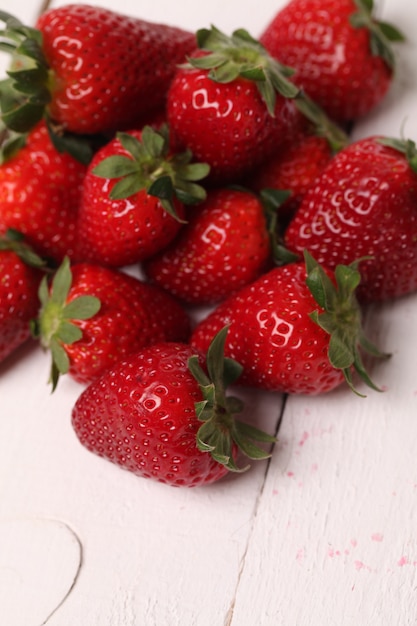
[143,187,273,305]
[259,0,404,123]
[0,121,86,263]
[32,258,191,389]
[0,6,196,136]
[76,125,209,267]
[284,136,417,302]
[71,327,275,487]
[166,26,303,183]
[191,252,387,395]
[0,230,45,363]
[249,130,335,223]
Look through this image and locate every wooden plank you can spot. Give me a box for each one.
[231,296,417,625]
[0,518,82,626]
[230,0,417,623]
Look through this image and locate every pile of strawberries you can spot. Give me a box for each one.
[0,0,415,487]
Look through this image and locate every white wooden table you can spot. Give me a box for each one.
[1,1,417,624]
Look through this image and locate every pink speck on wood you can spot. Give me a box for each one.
[371,533,384,542]
[296,548,305,564]
[298,431,309,446]
[328,547,341,558]
[398,556,409,567]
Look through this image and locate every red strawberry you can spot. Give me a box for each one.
[76,125,209,267]
[33,258,191,388]
[191,252,387,395]
[259,0,404,123]
[0,6,196,136]
[0,121,86,262]
[144,187,272,305]
[249,130,335,223]
[284,136,417,302]
[166,26,303,183]
[0,230,44,362]
[71,327,275,487]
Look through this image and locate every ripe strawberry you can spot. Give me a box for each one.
[0,6,196,136]
[166,26,303,183]
[76,125,209,267]
[191,252,387,395]
[144,187,272,305]
[284,136,417,302]
[259,0,404,123]
[0,121,86,263]
[249,130,335,223]
[33,258,191,389]
[0,230,45,362]
[71,327,275,487]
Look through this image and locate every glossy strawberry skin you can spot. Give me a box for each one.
[61,264,190,384]
[191,262,345,395]
[284,137,417,302]
[36,5,196,135]
[144,188,271,305]
[260,0,392,122]
[71,342,229,487]
[0,250,41,362]
[0,122,86,263]
[166,56,302,183]
[76,131,185,267]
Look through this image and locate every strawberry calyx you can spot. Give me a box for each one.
[45,119,107,166]
[0,11,51,133]
[187,25,348,147]
[31,257,101,391]
[188,326,276,472]
[304,250,389,396]
[377,136,417,173]
[350,0,405,69]
[259,188,301,265]
[0,228,48,269]
[0,116,27,164]
[92,125,210,222]
[293,93,349,153]
[187,25,299,115]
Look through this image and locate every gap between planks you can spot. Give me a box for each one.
[224,394,289,626]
